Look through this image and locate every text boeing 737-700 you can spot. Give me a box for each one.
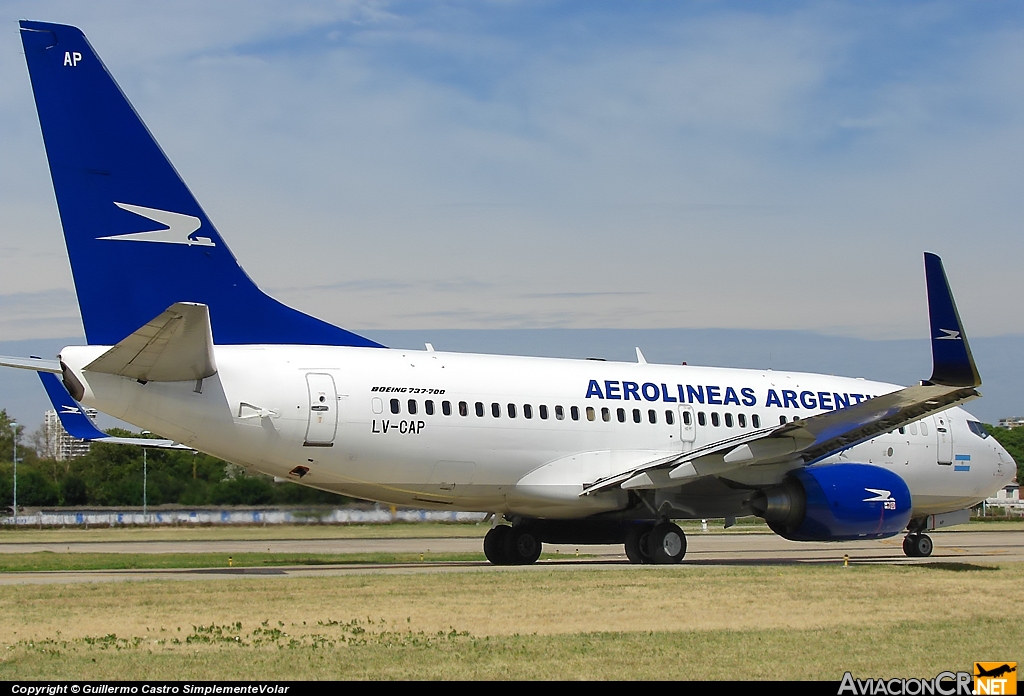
[1,21,1014,564]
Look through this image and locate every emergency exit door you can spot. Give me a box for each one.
[304,373,338,447]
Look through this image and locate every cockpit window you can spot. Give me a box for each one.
[967,420,990,439]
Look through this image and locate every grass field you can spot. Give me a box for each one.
[0,551,493,571]
[1,562,1021,679]
[0,521,494,543]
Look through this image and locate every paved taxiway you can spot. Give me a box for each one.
[0,528,1019,585]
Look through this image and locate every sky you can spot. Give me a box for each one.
[1,1,1023,343]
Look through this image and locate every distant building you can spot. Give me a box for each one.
[997,417,1024,429]
[43,408,98,461]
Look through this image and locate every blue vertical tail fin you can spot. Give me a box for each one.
[19,21,382,348]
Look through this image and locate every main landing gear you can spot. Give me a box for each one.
[481,519,688,566]
[902,533,933,557]
[624,522,687,565]
[484,524,542,565]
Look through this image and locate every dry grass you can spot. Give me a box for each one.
[0,562,1021,680]
[2,563,1020,640]
[2,619,1017,680]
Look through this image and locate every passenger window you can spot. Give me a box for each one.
[665,410,674,425]
[540,405,549,420]
[492,403,501,418]
[752,414,761,428]
[682,411,691,426]
[390,398,400,414]
[507,403,517,418]
[425,400,434,416]
[780,416,787,424]
[407,399,417,415]
[555,405,565,420]
[738,413,746,428]
[586,407,596,422]
[698,412,706,426]
[711,412,720,427]
[459,401,468,417]
[909,422,918,435]
[633,409,642,424]
[475,402,484,417]
[601,407,611,422]
[524,404,533,419]
[898,426,904,435]
[617,408,626,423]
[648,409,657,424]
[724,413,733,428]
[920,421,928,436]
[571,406,580,421]
[442,400,452,416]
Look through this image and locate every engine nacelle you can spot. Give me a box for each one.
[750,463,912,541]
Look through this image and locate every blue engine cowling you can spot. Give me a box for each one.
[751,463,912,541]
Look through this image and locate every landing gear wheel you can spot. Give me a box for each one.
[624,524,654,564]
[503,527,542,565]
[647,522,687,564]
[903,534,933,558]
[484,525,512,565]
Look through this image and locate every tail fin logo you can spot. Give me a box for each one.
[936,328,962,341]
[98,202,214,247]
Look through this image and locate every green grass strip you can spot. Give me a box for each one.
[0,551,496,571]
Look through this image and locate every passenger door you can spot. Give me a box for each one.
[933,414,952,465]
[304,373,338,447]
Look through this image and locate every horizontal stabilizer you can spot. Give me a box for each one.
[0,355,61,373]
[85,302,217,382]
[38,372,190,449]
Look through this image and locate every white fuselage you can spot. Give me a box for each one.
[61,344,1015,520]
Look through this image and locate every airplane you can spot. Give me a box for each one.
[1,21,1014,565]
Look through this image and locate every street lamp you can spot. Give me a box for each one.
[141,432,150,519]
[10,422,17,518]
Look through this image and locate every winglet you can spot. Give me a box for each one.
[924,252,980,387]
[38,371,108,440]
[38,371,191,449]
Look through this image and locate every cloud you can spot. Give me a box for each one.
[0,2,1022,340]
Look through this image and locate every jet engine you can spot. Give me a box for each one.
[750,463,912,541]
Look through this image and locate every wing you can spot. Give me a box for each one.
[584,252,979,495]
[38,371,191,450]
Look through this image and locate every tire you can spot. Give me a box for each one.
[902,534,933,558]
[624,523,654,564]
[504,527,542,565]
[484,525,511,565]
[647,522,686,564]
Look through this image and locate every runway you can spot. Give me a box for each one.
[0,528,1019,585]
